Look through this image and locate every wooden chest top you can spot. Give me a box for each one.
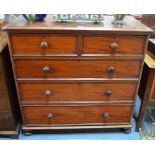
[3,16,153,35]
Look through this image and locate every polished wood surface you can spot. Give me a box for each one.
[15,59,142,78]
[4,16,152,133]
[18,81,137,103]
[22,105,132,125]
[3,16,152,34]
[83,36,145,54]
[11,35,76,55]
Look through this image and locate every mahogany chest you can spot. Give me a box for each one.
[4,16,152,135]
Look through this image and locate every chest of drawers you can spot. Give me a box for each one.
[4,16,152,135]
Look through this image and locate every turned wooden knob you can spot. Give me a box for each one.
[48,113,54,119]
[45,90,52,96]
[110,42,118,50]
[103,112,110,118]
[108,66,116,74]
[104,90,112,96]
[43,66,50,73]
[40,41,48,48]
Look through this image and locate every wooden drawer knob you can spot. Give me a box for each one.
[45,90,52,96]
[110,42,118,50]
[43,66,50,73]
[108,66,116,74]
[48,113,54,119]
[40,41,48,48]
[104,90,112,96]
[103,112,110,118]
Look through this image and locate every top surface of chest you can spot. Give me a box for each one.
[3,16,152,35]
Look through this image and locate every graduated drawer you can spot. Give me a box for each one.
[18,81,137,103]
[15,59,141,78]
[11,35,76,55]
[22,105,132,125]
[83,36,146,55]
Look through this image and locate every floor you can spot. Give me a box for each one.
[0,97,141,140]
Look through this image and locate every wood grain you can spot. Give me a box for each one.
[4,16,151,132]
[83,36,146,55]
[18,81,137,103]
[11,35,76,55]
[3,16,153,35]
[15,59,142,78]
[22,105,133,125]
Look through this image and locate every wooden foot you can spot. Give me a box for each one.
[10,134,19,139]
[22,130,32,136]
[122,128,131,134]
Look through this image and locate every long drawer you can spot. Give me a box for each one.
[15,59,141,78]
[83,36,145,55]
[11,35,76,55]
[18,81,137,103]
[22,105,132,125]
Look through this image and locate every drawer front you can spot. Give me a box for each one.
[19,82,137,103]
[83,36,145,55]
[15,60,141,78]
[22,105,132,125]
[11,35,76,55]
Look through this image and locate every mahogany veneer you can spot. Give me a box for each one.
[15,59,141,78]
[22,105,133,125]
[4,15,152,135]
[18,81,137,103]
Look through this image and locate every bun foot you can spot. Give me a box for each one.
[10,134,19,139]
[122,128,131,134]
[22,130,32,136]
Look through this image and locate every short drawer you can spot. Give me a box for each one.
[11,35,76,55]
[19,81,137,103]
[83,36,146,55]
[22,105,132,125]
[15,59,142,78]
